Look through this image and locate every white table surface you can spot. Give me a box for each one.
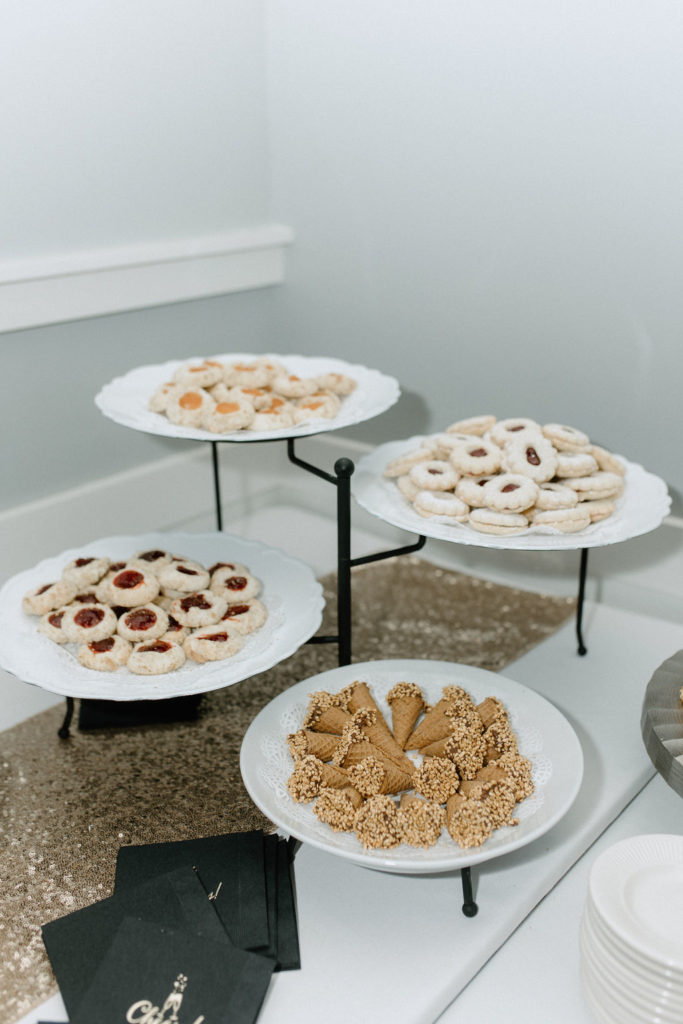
[17,601,683,1024]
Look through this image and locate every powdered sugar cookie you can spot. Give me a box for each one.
[589,444,626,476]
[314,372,356,395]
[489,418,542,447]
[542,423,590,452]
[149,381,179,413]
[533,482,579,510]
[169,590,228,628]
[396,475,420,501]
[529,507,592,532]
[223,361,272,388]
[384,448,434,478]
[173,359,225,389]
[446,415,496,436]
[107,567,160,607]
[61,603,118,643]
[455,475,495,507]
[502,436,558,483]
[117,604,169,642]
[449,438,502,477]
[555,451,599,478]
[210,567,261,603]
[38,609,70,644]
[468,509,530,536]
[217,597,267,635]
[128,639,186,675]
[184,624,244,663]
[582,498,616,522]
[62,556,111,588]
[409,460,459,491]
[566,471,623,502]
[22,579,78,616]
[201,397,255,433]
[77,635,132,672]
[482,474,539,513]
[413,491,469,520]
[271,373,318,399]
[158,560,210,594]
[165,387,214,428]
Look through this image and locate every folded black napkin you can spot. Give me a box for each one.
[72,917,273,1024]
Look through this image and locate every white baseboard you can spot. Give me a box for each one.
[0,223,294,332]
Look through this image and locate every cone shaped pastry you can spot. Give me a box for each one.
[353,707,413,769]
[319,762,351,789]
[303,702,353,735]
[476,696,506,730]
[336,739,414,774]
[418,735,451,757]
[288,729,340,762]
[378,762,414,795]
[387,682,426,749]
[405,707,454,750]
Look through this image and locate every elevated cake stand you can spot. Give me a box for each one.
[352,436,672,656]
[0,531,325,736]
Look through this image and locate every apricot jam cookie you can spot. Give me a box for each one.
[169,590,227,628]
[271,373,318,399]
[173,359,225,389]
[78,635,132,671]
[183,624,244,663]
[22,579,78,616]
[128,639,186,675]
[293,392,341,423]
[251,401,295,430]
[223,361,273,389]
[201,397,255,433]
[315,372,357,395]
[116,604,170,642]
[165,387,214,428]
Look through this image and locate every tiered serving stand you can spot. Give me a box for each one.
[1,353,672,919]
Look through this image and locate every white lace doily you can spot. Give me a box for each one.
[95,353,400,442]
[353,438,671,551]
[240,659,583,873]
[0,531,324,700]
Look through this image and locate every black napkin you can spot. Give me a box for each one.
[42,867,228,1021]
[71,917,273,1024]
[114,831,271,953]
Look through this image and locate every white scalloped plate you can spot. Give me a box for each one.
[240,659,583,874]
[352,437,670,551]
[0,531,324,700]
[95,353,400,442]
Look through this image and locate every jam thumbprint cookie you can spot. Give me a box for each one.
[62,556,111,588]
[217,598,267,635]
[116,604,170,642]
[209,567,261,603]
[106,567,160,607]
[78,635,132,671]
[169,590,227,628]
[183,624,244,663]
[61,603,118,643]
[22,579,78,616]
[127,639,186,675]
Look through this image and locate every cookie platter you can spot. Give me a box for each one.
[95,353,400,442]
[352,436,671,551]
[0,531,324,701]
[240,659,583,874]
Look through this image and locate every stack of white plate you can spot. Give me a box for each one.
[580,834,683,1023]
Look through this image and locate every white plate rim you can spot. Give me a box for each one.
[239,657,584,874]
[0,530,324,700]
[352,436,671,551]
[589,833,683,969]
[94,353,400,442]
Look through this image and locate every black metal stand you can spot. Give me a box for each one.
[460,866,478,917]
[576,548,589,656]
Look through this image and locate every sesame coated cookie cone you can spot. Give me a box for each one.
[287,729,340,762]
[387,681,426,749]
[353,708,414,770]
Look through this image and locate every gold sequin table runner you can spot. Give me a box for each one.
[0,557,575,1022]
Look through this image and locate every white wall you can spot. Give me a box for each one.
[264,0,683,510]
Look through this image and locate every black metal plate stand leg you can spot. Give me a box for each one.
[58,696,75,739]
[460,866,478,917]
[576,547,589,656]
